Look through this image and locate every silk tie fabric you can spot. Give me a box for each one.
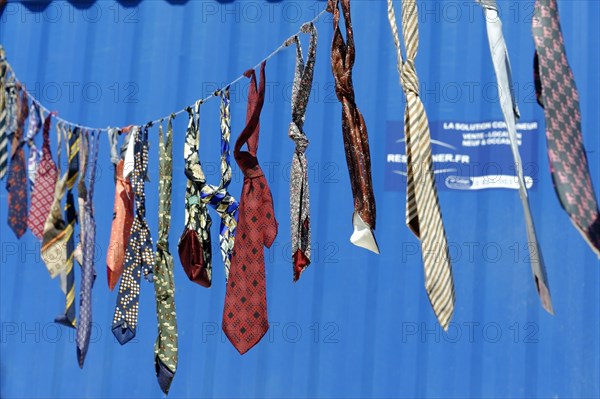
[223,62,278,355]
[478,0,553,313]
[77,130,98,368]
[198,88,239,281]
[532,0,600,256]
[106,131,134,291]
[41,124,70,282]
[178,103,213,287]
[74,130,89,266]
[327,0,378,254]
[27,112,58,239]
[154,119,178,394]
[113,127,154,345]
[0,48,10,180]
[285,22,317,282]
[6,86,29,238]
[25,102,42,186]
[387,0,455,329]
[55,126,80,328]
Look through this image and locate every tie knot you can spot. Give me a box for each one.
[401,59,419,95]
[288,122,309,153]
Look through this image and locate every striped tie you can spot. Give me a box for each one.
[55,126,80,328]
[478,0,553,313]
[387,0,455,330]
[0,47,8,179]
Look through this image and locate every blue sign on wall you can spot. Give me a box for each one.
[385,120,540,191]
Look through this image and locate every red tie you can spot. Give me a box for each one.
[222,62,278,355]
[27,112,58,239]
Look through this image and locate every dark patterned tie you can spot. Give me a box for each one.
[198,88,239,281]
[25,102,42,187]
[154,118,178,394]
[76,130,98,368]
[112,127,154,345]
[223,62,278,355]
[178,103,213,287]
[478,0,553,313]
[328,0,378,254]
[27,112,58,239]
[532,0,600,255]
[285,23,317,282]
[55,126,80,328]
[387,0,455,329]
[6,86,29,238]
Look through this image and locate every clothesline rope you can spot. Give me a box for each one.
[3,7,329,133]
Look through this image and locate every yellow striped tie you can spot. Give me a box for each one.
[387,0,455,330]
[55,127,80,328]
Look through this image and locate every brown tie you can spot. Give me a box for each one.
[328,0,378,254]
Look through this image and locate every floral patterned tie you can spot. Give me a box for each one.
[154,118,178,394]
[532,0,600,255]
[178,102,213,287]
[222,62,278,355]
[285,22,317,281]
[25,102,42,186]
[112,127,154,345]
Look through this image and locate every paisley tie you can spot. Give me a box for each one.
[285,22,317,281]
[328,0,378,254]
[25,102,42,186]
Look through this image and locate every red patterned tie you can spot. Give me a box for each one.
[6,86,29,238]
[222,62,278,355]
[532,0,600,255]
[27,112,58,239]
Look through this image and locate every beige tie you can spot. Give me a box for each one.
[387,0,455,329]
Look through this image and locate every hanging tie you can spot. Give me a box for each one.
[197,88,239,281]
[25,102,42,186]
[532,0,600,256]
[27,112,58,239]
[76,129,98,368]
[41,123,70,287]
[387,0,455,330]
[327,0,378,254]
[0,47,10,179]
[153,117,179,394]
[112,126,155,345]
[478,0,553,313]
[222,62,278,355]
[6,85,29,238]
[54,125,80,328]
[285,22,317,281]
[74,130,89,266]
[178,102,213,287]
[106,130,134,291]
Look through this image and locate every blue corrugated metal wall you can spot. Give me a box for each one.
[1,1,599,398]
